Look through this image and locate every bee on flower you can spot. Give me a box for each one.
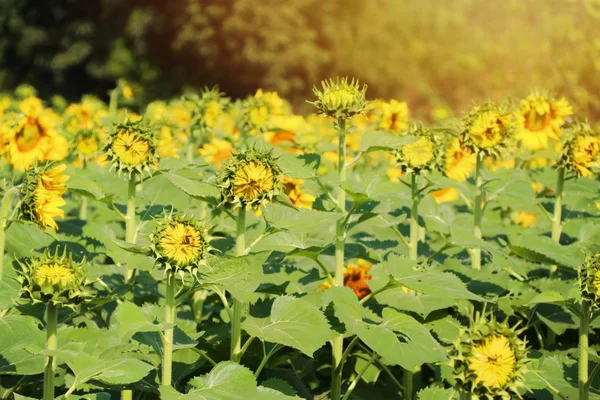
[217,148,283,210]
[104,118,159,176]
[514,92,573,151]
[0,97,69,171]
[18,163,69,230]
[448,312,530,399]
[150,213,212,276]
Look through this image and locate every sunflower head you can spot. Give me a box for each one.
[15,248,91,307]
[73,129,103,161]
[310,77,368,120]
[394,125,441,175]
[217,148,283,209]
[104,118,159,176]
[448,312,530,399]
[515,92,573,151]
[185,86,230,134]
[281,177,316,209]
[579,251,600,308]
[558,122,600,178]
[150,213,212,275]
[18,163,69,230]
[444,138,477,182]
[462,102,513,157]
[237,94,272,136]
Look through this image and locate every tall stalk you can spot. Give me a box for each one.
[230,207,246,362]
[471,153,483,270]
[109,87,118,120]
[125,172,137,284]
[0,187,19,281]
[551,167,565,245]
[331,118,347,400]
[79,161,88,221]
[43,303,58,400]
[162,271,176,386]
[579,300,590,400]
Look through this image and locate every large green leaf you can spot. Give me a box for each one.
[275,152,320,179]
[5,222,54,258]
[360,131,417,152]
[325,287,447,370]
[112,301,165,339]
[198,252,270,303]
[242,296,334,356]
[164,172,220,204]
[0,315,46,375]
[262,204,342,234]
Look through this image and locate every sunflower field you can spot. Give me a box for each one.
[0,77,600,400]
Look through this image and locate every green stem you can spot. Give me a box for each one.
[43,303,58,400]
[109,87,118,120]
[162,272,176,386]
[79,196,88,221]
[471,152,483,270]
[120,391,132,400]
[125,173,137,285]
[191,290,207,323]
[579,300,590,400]
[550,167,565,277]
[254,344,282,378]
[409,174,419,261]
[230,207,246,362]
[331,118,348,400]
[341,352,378,400]
[0,187,20,281]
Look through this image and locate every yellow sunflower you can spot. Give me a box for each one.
[515,94,573,151]
[468,335,516,389]
[282,177,315,209]
[233,161,274,201]
[514,211,537,228]
[157,223,203,265]
[111,130,150,166]
[19,164,69,230]
[318,259,373,298]
[157,126,180,159]
[468,111,508,150]
[380,99,409,133]
[570,134,600,177]
[430,187,459,204]
[1,97,69,170]
[34,263,75,288]
[444,138,476,182]
[198,138,233,168]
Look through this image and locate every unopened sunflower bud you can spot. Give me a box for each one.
[310,77,368,120]
[579,252,600,307]
[462,102,512,157]
[395,125,441,175]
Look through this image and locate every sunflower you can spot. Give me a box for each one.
[514,211,537,228]
[462,103,512,157]
[198,138,233,168]
[380,99,409,133]
[233,161,274,201]
[395,125,440,174]
[444,138,476,182]
[157,125,181,159]
[0,97,69,170]
[310,77,368,120]
[559,122,600,178]
[579,252,600,307]
[449,313,529,399]
[282,177,315,209]
[151,214,211,274]
[18,164,69,230]
[15,248,90,307]
[318,259,372,298]
[468,335,516,389]
[63,97,108,133]
[218,149,283,209]
[515,93,573,151]
[430,187,459,204]
[104,119,158,176]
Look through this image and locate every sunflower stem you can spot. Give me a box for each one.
[579,300,590,400]
[125,172,137,285]
[331,117,347,400]
[43,303,58,400]
[230,206,246,362]
[79,196,88,221]
[471,152,483,270]
[550,167,565,276]
[109,87,118,120]
[162,271,176,386]
[0,187,20,281]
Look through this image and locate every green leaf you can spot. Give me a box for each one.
[112,239,152,255]
[164,172,220,204]
[509,234,583,269]
[65,352,153,388]
[186,361,258,399]
[199,252,270,303]
[360,131,418,152]
[0,315,46,375]
[242,296,334,356]
[527,291,568,305]
[325,287,447,370]
[5,222,55,258]
[262,204,342,234]
[417,387,457,400]
[112,301,164,339]
[275,152,320,179]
